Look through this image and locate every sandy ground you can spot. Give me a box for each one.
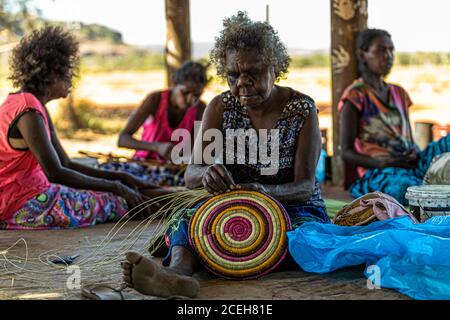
[44,66,450,156]
[1,66,449,157]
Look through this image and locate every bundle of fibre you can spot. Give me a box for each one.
[189,190,291,280]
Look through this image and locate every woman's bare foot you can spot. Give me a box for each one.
[121,252,199,298]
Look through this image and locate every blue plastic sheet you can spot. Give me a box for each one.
[287,216,450,300]
[315,149,327,183]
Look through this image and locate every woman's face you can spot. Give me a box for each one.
[360,35,395,77]
[225,49,276,107]
[173,81,205,109]
[50,71,72,99]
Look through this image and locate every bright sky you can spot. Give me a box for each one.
[34,0,450,52]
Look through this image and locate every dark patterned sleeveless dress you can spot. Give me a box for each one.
[221,89,327,216]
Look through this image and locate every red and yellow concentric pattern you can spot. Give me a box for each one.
[189,190,291,280]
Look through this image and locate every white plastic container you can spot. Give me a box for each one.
[405,185,450,223]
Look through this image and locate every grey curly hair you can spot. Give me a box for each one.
[210,11,290,81]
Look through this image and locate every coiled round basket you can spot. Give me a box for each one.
[189,190,291,280]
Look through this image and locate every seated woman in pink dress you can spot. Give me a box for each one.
[0,26,156,230]
[101,62,208,186]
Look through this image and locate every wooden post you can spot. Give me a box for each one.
[330,0,368,187]
[415,122,434,150]
[165,0,191,87]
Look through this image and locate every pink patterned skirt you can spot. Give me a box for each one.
[0,184,128,230]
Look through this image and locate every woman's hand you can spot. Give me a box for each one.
[155,142,175,160]
[119,173,157,191]
[379,156,417,169]
[237,182,262,192]
[114,181,150,210]
[202,164,236,195]
[406,148,419,163]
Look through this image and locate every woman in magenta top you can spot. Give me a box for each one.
[0,26,155,230]
[103,62,207,186]
[118,61,207,160]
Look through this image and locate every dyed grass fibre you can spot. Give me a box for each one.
[324,199,347,219]
[0,188,349,299]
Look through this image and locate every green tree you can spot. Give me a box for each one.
[0,0,40,40]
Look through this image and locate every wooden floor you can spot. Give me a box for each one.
[0,185,408,300]
[322,183,354,202]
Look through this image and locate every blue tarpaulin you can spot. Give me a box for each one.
[287,216,450,300]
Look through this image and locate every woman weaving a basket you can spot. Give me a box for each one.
[99,61,208,187]
[118,12,330,299]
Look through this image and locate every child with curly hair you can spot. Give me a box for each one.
[0,26,157,230]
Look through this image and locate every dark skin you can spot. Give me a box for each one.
[340,35,418,170]
[11,76,165,212]
[118,82,206,161]
[140,48,322,277]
